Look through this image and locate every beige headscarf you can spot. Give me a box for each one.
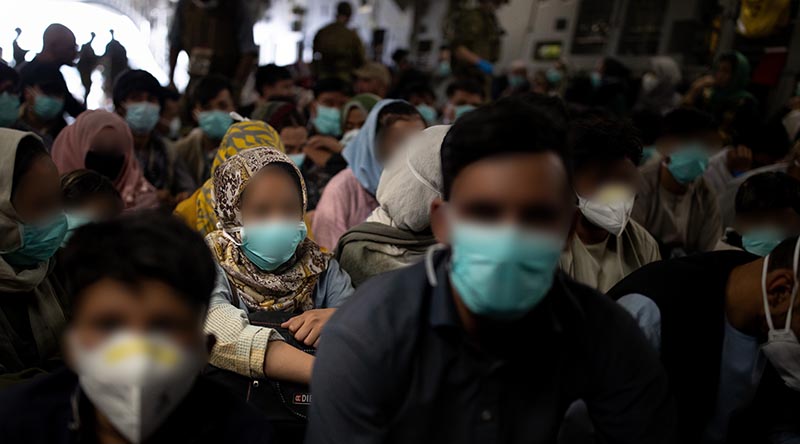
[0,128,67,365]
[206,148,330,312]
[367,125,450,232]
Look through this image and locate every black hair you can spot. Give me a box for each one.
[392,49,410,64]
[735,118,792,161]
[313,77,351,98]
[446,78,485,99]
[192,74,233,109]
[569,115,642,173]
[112,69,163,109]
[401,82,436,102]
[61,169,123,210]
[375,101,424,136]
[512,93,570,130]
[631,110,663,146]
[255,64,292,97]
[661,107,717,138]
[0,63,20,93]
[11,135,49,200]
[336,1,352,18]
[735,172,800,216]
[441,98,570,199]
[20,62,67,98]
[267,102,307,133]
[61,212,217,313]
[162,87,181,103]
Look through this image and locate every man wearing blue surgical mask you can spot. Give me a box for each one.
[632,107,723,257]
[307,99,675,444]
[174,74,236,186]
[309,77,351,138]
[17,62,69,151]
[609,236,800,443]
[443,78,484,124]
[114,70,195,208]
[0,64,22,129]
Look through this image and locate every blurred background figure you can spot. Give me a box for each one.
[312,1,364,83]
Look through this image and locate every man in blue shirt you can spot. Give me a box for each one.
[307,97,676,444]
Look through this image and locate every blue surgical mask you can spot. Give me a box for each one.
[61,212,94,247]
[742,227,787,257]
[198,110,233,140]
[641,145,658,165]
[313,105,342,137]
[667,143,709,184]
[0,92,20,127]
[546,68,563,85]
[288,153,306,168]
[437,61,451,78]
[125,102,161,135]
[450,220,565,320]
[2,213,68,267]
[508,74,526,89]
[33,95,64,121]
[454,104,476,121]
[238,220,308,271]
[590,71,602,88]
[416,104,437,124]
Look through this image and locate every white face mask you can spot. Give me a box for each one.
[71,330,206,443]
[641,72,659,93]
[577,184,636,237]
[760,237,800,391]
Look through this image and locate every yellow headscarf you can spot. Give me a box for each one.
[174,121,284,236]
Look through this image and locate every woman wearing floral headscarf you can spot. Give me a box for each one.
[174,121,284,236]
[204,147,353,383]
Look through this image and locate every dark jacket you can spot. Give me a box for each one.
[607,250,790,443]
[0,368,273,444]
[307,251,676,444]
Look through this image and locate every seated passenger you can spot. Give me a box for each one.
[632,107,722,256]
[313,100,425,250]
[174,121,284,237]
[336,125,449,287]
[560,115,661,292]
[204,147,353,383]
[60,169,124,242]
[0,213,273,443]
[307,99,674,443]
[51,110,158,210]
[717,172,800,256]
[609,237,800,443]
[16,62,69,150]
[0,129,68,379]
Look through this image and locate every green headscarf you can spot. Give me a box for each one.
[710,52,755,108]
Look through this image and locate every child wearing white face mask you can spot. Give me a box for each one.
[559,116,661,293]
[0,214,274,444]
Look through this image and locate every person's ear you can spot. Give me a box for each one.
[205,333,217,355]
[192,107,201,123]
[430,198,449,244]
[766,268,795,312]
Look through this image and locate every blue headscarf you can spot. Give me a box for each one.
[343,99,407,196]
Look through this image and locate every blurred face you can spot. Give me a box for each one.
[54,33,78,66]
[573,158,638,198]
[120,90,160,117]
[67,278,204,355]
[377,117,425,163]
[408,92,434,107]
[240,166,303,225]
[85,127,126,181]
[344,107,366,132]
[280,126,308,155]
[450,89,483,107]
[195,88,235,114]
[658,130,721,156]
[263,79,294,100]
[68,195,124,221]
[431,152,573,244]
[715,61,733,89]
[736,209,800,237]
[12,154,62,223]
[315,91,349,109]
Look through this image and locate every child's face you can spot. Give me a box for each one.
[239,166,303,225]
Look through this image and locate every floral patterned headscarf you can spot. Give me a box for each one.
[194,121,285,236]
[206,147,330,312]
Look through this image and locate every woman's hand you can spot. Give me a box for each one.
[282,308,337,348]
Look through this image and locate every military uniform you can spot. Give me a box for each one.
[446,5,504,79]
[312,22,366,82]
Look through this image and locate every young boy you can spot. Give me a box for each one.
[0,213,273,444]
